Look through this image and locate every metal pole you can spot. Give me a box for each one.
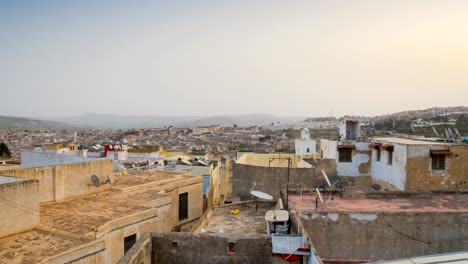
[286,157,290,209]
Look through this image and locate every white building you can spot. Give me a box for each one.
[295,128,317,156]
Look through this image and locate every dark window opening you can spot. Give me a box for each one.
[228,242,236,253]
[431,154,445,171]
[306,148,310,153]
[376,148,381,162]
[124,234,137,254]
[172,241,179,247]
[179,192,188,221]
[338,148,352,163]
[388,150,393,165]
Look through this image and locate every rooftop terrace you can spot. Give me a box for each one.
[200,201,277,236]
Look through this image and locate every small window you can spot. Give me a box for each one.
[306,148,310,153]
[124,234,137,254]
[376,148,381,162]
[338,148,352,163]
[388,150,393,165]
[228,242,236,253]
[179,192,188,221]
[431,154,445,171]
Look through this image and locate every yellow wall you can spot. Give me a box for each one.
[406,145,468,191]
[0,179,39,238]
[237,153,312,168]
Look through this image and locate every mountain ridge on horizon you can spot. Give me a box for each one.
[1,106,467,130]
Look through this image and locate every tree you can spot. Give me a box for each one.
[0,142,11,158]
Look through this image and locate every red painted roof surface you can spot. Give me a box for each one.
[289,193,468,212]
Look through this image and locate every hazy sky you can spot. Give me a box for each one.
[1,1,468,118]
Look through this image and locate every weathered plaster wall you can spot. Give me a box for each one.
[232,163,315,201]
[21,151,102,169]
[337,143,371,177]
[299,211,468,261]
[151,233,273,264]
[0,178,39,238]
[1,160,113,203]
[406,145,468,191]
[371,144,407,190]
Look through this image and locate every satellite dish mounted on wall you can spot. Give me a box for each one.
[90,175,101,187]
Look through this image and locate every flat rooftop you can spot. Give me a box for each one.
[372,137,455,146]
[112,170,191,189]
[289,193,468,212]
[0,229,86,264]
[201,201,276,236]
[0,171,201,263]
[0,175,28,184]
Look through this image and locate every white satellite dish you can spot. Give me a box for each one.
[250,180,273,200]
[321,170,332,187]
[315,187,324,204]
[109,145,113,149]
[96,144,102,148]
[250,191,273,200]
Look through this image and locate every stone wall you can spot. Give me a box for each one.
[298,211,468,262]
[151,233,273,264]
[232,163,316,201]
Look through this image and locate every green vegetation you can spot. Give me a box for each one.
[0,142,11,158]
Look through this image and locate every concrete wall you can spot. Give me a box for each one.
[151,233,273,264]
[21,151,102,169]
[1,160,113,203]
[232,163,315,201]
[406,145,468,191]
[337,142,371,177]
[371,144,407,191]
[298,211,468,262]
[0,177,39,238]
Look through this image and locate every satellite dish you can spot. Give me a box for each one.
[251,191,273,200]
[321,170,332,187]
[316,187,324,204]
[109,145,113,149]
[90,175,101,187]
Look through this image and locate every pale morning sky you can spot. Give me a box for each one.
[1,1,467,118]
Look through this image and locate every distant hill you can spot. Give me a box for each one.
[0,116,72,130]
[62,113,199,129]
[175,114,284,127]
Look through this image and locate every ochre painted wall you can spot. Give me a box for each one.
[0,179,39,238]
[406,145,468,191]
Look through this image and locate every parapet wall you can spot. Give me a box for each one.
[232,163,316,201]
[0,178,39,238]
[298,211,468,262]
[1,160,113,202]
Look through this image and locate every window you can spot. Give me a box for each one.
[179,192,188,221]
[124,234,137,254]
[431,154,445,171]
[376,148,381,161]
[338,148,352,162]
[228,242,236,253]
[388,150,393,165]
[306,148,310,153]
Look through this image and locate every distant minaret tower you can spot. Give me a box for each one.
[301,127,310,140]
[74,132,78,143]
